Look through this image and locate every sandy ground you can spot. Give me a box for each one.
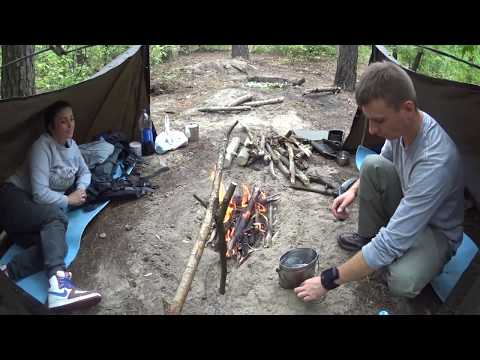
[1,51,440,315]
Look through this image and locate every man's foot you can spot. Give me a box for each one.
[337,232,372,252]
[48,271,101,311]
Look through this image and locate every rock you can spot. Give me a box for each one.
[125,224,132,231]
[99,232,106,239]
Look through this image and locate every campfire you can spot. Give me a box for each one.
[219,184,277,265]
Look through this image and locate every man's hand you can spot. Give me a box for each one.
[294,276,328,302]
[68,188,87,206]
[331,189,356,220]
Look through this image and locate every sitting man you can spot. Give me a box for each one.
[294,61,464,302]
[0,100,102,311]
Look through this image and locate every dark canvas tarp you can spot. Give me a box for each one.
[0,45,149,183]
[344,45,480,210]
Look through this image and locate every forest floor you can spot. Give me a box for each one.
[2,50,442,315]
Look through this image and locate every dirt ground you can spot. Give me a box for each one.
[6,51,442,315]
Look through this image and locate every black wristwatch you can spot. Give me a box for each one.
[321,267,340,290]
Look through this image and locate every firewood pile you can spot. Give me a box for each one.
[226,123,339,196]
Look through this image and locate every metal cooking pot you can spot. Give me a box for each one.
[336,151,350,167]
[276,248,319,289]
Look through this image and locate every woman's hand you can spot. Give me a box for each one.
[68,188,86,206]
[331,189,356,220]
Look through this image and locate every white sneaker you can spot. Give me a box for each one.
[0,264,9,278]
[47,271,101,311]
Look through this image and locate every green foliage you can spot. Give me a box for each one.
[34,45,131,93]
[33,45,175,92]
[384,45,480,86]
[3,45,480,95]
[251,45,337,61]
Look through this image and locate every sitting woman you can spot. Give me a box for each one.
[0,100,101,311]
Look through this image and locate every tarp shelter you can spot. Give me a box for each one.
[0,45,149,313]
[344,45,480,312]
[0,45,150,184]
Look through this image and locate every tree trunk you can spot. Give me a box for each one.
[1,45,36,99]
[334,45,358,91]
[232,45,249,60]
[411,49,424,72]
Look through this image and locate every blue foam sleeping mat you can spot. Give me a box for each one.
[0,165,132,305]
[356,145,479,302]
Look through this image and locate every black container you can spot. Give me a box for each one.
[276,248,319,289]
[328,129,344,143]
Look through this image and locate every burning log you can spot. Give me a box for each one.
[286,143,295,185]
[228,94,254,107]
[168,120,239,315]
[197,106,251,113]
[242,97,284,107]
[215,182,237,295]
[227,186,260,254]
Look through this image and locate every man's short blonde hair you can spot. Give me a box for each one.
[355,61,417,111]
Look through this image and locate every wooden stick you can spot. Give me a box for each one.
[237,137,252,166]
[266,143,289,178]
[303,87,341,95]
[309,174,337,189]
[168,120,238,315]
[247,76,305,86]
[286,143,295,184]
[242,97,284,107]
[215,182,237,295]
[259,135,266,157]
[228,94,254,107]
[289,184,336,197]
[269,160,278,180]
[198,106,251,113]
[193,194,208,208]
[264,203,275,248]
[224,136,241,168]
[273,149,310,186]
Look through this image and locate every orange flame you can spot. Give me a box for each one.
[241,184,251,208]
[224,201,236,223]
[255,203,267,214]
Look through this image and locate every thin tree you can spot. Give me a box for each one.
[334,45,358,91]
[1,45,36,99]
[232,45,249,60]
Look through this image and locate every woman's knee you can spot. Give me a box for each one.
[43,205,68,226]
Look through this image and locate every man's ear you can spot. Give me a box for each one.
[402,100,416,113]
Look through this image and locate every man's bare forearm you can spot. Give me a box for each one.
[349,178,360,196]
[335,250,375,285]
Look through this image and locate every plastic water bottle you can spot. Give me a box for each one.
[139,109,155,155]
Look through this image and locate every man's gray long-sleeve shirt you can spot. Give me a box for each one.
[7,133,91,211]
[362,112,464,269]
